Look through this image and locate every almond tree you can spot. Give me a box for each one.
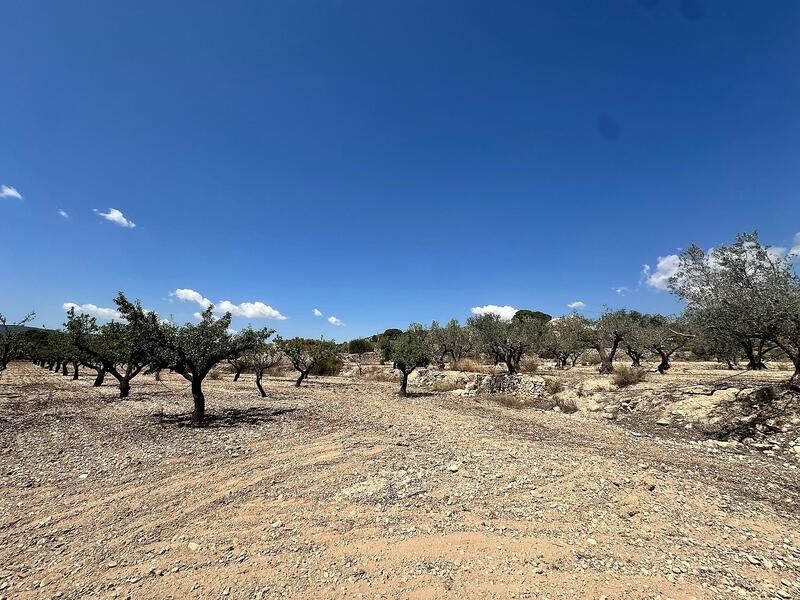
[277,337,340,387]
[115,293,274,423]
[250,344,283,397]
[0,311,35,372]
[66,308,151,398]
[227,357,249,381]
[467,313,548,374]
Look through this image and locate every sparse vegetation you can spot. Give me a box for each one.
[612,366,647,388]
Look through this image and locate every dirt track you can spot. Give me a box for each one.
[1,362,799,599]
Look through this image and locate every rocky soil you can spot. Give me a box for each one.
[1,362,800,599]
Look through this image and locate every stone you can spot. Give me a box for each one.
[447,462,460,473]
[187,542,201,552]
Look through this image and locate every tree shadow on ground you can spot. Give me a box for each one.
[153,407,297,428]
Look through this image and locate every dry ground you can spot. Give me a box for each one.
[1,362,799,600]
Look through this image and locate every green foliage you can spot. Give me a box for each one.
[277,336,340,385]
[467,313,548,374]
[347,338,373,356]
[311,355,344,376]
[390,324,430,375]
[512,309,552,324]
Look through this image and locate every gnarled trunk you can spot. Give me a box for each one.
[93,367,106,387]
[119,378,131,398]
[72,361,79,380]
[656,351,671,374]
[61,362,68,376]
[233,368,242,382]
[191,377,205,424]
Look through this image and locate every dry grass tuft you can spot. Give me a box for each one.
[449,358,494,374]
[613,366,646,388]
[544,377,564,396]
[431,381,463,392]
[208,370,224,381]
[520,357,539,373]
[557,395,578,413]
[487,393,530,409]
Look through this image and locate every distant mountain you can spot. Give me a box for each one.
[0,324,56,335]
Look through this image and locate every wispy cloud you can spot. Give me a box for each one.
[171,288,286,320]
[470,304,518,321]
[313,308,323,317]
[0,185,22,200]
[642,255,680,290]
[614,286,630,296]
[94,208,136,228]
[57,208,69,219]
[567,301,586,309]
[63,302,121,320]
[327,316,343,326]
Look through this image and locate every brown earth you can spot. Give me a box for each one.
[1,362,799,599]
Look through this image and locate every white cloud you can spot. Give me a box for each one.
[170,288,212,309]
[0,185,22,200]
[470,304,518,321]
[327,316,343,326]
[217,300,286,320]
[642,254,680,290]
[57,208,69,218]
[788,232,800,259]
[94,208,136,228]
[614,287,629,295]
[63,302,121,320]
[567,301,586,309]
[173,288,286,320]
[313,308,323,317]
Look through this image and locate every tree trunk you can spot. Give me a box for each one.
[399,371,409,396]
[54,361,61,372]
[61,362,68,376]
[630,356,641,368]
[72,361,79,380]
[119,378,131,399]
[295,370,308,387]
[191,377,205,424]
[599,359,614,375]
[657,351,671,374]
[255,373,267,397]
[505,357,518,375]
[233,368,242,382]
[93,367,106,387]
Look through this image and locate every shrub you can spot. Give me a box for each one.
[489,394,530,409]
[449,358,493,374]
[557,395,578,413]
[613,366,646,388]
[311,356,344,376]
[583,353,602,366]
[208,369,224,381]
[520,357,539,373]
[267,362,291,377]
[544,377,564,395]
[361,365,399,382]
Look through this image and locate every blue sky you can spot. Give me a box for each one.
[2,1,799,339]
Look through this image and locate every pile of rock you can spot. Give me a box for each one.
[466,373,546,397]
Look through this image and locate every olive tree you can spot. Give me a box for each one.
[389,323,430,396]
[277,337,340,387]
[669,232,800,384]
[468,312,549,374]
[115,293,273,422]
[584,309,634,374]
[227,357,249,381]
[542,313,589,369]
[0,311,35,373]
[347,338,373,374]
